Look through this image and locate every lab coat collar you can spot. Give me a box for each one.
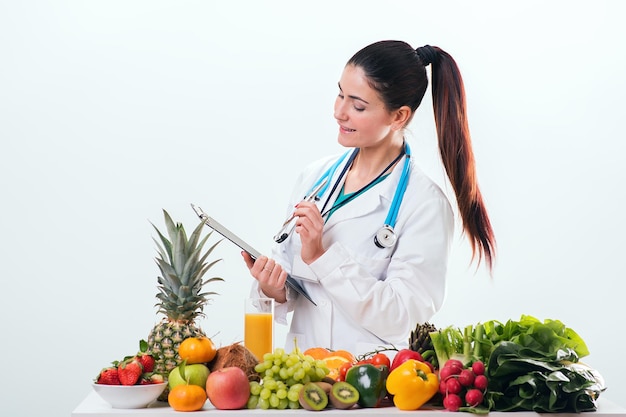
[322,154,405,229]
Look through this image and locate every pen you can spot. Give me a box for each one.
[273,178,328,243]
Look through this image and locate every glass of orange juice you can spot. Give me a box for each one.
[244,298,274,361]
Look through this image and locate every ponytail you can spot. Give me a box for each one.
[350,41,496,271]
[426,46,496,271]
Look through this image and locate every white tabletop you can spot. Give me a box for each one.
[72,391,626,417]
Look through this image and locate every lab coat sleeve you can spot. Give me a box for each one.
[249,159,334,325]
[309,194,454,345]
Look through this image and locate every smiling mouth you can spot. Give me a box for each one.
[340,125,356,132]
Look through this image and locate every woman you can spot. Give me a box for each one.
[243,40,495,355]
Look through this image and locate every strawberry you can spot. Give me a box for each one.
[149,373,165,384]
[136,353,155,373]
[117,359,143,386]
[95,367,120,385]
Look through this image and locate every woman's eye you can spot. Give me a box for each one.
[354,106,365,112]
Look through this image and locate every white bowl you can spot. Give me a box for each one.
[92,382,167,409]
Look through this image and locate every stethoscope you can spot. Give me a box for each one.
[274,142,411,249]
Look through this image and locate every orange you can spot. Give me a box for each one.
[324,355,351,380]
[178,337,217,364]
[331,349,355,363]
[303,347,331,359]
[168,384,207,411]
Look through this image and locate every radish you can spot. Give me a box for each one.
[474,374,488,391]
[471,361,485,376]
[445,377,462,395]
[443,393,462,411]
[458,369,475,387]
[465,388,483,407]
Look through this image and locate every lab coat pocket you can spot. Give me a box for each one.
[347,251,391,281]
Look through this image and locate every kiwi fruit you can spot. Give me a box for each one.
[298,381,329,411]
[321,376,336,385]
[315,381,333,394]
[329,381,359,409]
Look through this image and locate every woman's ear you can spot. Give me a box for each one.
[392,106,412,130]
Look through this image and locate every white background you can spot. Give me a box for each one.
[1,1,624,416]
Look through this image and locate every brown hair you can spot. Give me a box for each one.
[347,41,496,270]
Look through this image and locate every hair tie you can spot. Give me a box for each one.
[416,45,437,66]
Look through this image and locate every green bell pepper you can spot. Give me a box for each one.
[345,363,389,408]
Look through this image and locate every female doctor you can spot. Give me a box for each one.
[243,40,496,355]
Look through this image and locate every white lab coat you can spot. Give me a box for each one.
[251,150,454,356]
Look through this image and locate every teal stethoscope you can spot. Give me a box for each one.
[273,142,411,248]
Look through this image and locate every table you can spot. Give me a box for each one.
[72,391,626,416]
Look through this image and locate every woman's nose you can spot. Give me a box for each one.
[334,98,347,121]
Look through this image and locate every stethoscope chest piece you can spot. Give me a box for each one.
[374,225,397,248]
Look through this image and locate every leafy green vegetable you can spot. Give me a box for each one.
[430,315,605,412]
[485,341,605,412]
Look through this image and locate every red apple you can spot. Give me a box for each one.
[205,366,250,410]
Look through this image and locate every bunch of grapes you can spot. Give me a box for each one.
[438,359,489,411]
[247,346,330,410]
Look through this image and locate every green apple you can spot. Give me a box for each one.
[168,363,210,390]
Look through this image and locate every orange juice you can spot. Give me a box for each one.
[244,312,273,361]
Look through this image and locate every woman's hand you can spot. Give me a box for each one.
[293,201,326,264]
[241,252,288,303]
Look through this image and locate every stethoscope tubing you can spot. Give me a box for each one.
[299,142,412,249]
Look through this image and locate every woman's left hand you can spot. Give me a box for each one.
[293,201,326,264]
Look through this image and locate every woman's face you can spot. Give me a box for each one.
[334,64,397,150]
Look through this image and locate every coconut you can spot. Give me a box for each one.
[208,342,260,382]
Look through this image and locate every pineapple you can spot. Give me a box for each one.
[146,209,223,376]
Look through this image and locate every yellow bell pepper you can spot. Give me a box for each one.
[386,358,439,410]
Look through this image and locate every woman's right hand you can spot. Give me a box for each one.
[241,252,288,303]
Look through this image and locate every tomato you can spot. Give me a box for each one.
[370,353,390,369]
[390,349,423,372]
[338,362,353,382]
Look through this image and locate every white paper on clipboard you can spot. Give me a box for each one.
[190,204,316,305]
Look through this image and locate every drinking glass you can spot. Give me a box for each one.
[244,298,274,361]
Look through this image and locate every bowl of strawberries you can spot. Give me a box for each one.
[93,343,167,408]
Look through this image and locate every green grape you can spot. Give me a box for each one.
[287,389,300,402]
[249,381,262,396]
[247,395,259,409]
[260,387,272,400]
[287,367,295,377]
[264,378,277,391]
[315,367,327,380]
[294,368,305,381]
[302,361,312,372]
[274,347,285,357]
[288,400,301,409]
[258,397,270,410]
[271,364,280,374]
[254,363,265,373]
[276,388,287,399]
[278,398,289,410]
[263,352,274,362]
[269,393,280,408]
[264,369,274,378]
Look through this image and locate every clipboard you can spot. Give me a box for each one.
[191,204,316,305]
